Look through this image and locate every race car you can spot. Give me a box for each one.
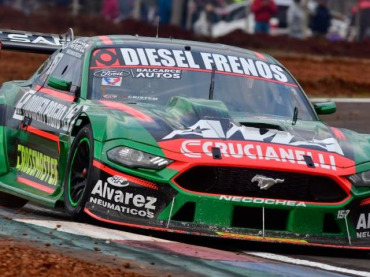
[0,29,369,250]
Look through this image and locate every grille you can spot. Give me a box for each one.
[174,166,347,203]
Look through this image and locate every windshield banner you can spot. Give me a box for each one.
[91,47,295,85]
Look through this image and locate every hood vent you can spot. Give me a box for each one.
[239,122,283,131]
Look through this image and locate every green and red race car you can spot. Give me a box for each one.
[0,29,369,249]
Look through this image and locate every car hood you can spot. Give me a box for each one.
[91,97,370,170]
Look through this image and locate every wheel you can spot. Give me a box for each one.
[64,125,94,220]
[0,191,28,208]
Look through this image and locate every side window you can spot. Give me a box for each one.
[47,53,82,92]
[30,50,61,87]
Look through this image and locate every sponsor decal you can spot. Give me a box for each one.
[219,195,306,207]
[131,68,181,79]
[0,32,66,46]
[107,175,129,187]
[16,144,58,186]
[102,77,122,86]
[350,200,370,239]
[163,120,344,155]
[94,70,130,78]
[127,95,158,101]
[119,48,289,83]
[66,49,83,59]
[162,119,345,171]
[13,89,83,131]
[355,212,370,238]
[65,41,89,58]
[45,52,64,76]
[179,139,337,171]
[102,94,118,99]
[91,47,292,84]
[251,175,284,190]
[89,178,157,218]
[93,48,120,67]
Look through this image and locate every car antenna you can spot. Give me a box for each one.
[156,15,160,38]
[292,107,298,125]
[208,64,216,100]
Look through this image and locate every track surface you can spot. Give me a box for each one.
[0,203,369,277]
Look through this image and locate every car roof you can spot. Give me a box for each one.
[81,35,280,65]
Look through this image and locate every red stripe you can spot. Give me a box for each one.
[251,51,266,60]
[35,85,74,102]
[24,125,60,153]
[84,208,187,233]
[99,100,154,122]
[17,177,55,194]
[90,65,298,88]
[331,127,346,140]
[360,198,370,206]
[93,160,158,190]
[98,36,113,45]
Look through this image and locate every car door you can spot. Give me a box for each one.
[7,49,84,197]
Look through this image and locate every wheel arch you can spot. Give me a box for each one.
[66,111,108,178]
[71,113,91,137]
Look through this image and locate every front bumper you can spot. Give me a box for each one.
[85,159,370,250]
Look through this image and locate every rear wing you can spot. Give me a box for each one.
[0,28,74,54]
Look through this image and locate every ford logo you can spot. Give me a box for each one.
[94,70,130,78]
[107,175,129,187]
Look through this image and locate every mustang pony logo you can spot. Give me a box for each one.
[251,175,284,190]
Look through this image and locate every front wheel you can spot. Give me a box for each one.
[64,125,94,220]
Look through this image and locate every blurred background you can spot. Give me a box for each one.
[1,0,369,41]
[0,0,369,100]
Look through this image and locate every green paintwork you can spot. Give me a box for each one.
[314,102,337,115]
[48,76,71,91]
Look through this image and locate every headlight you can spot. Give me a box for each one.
[348,171,370,187]
[107,146,173,170]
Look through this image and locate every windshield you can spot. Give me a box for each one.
[89,47,316,121]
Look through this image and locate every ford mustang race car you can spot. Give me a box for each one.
[0,29,369,249]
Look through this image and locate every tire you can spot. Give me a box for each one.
[64,125,94,220]
[0,191,28,208]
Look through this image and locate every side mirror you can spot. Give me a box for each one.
[48,76,71,91]
[313,102,336,115]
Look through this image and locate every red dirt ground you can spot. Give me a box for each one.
[0,239,144,277]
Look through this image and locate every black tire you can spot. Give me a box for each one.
[64,125,94,220]
[0,191,28,208]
